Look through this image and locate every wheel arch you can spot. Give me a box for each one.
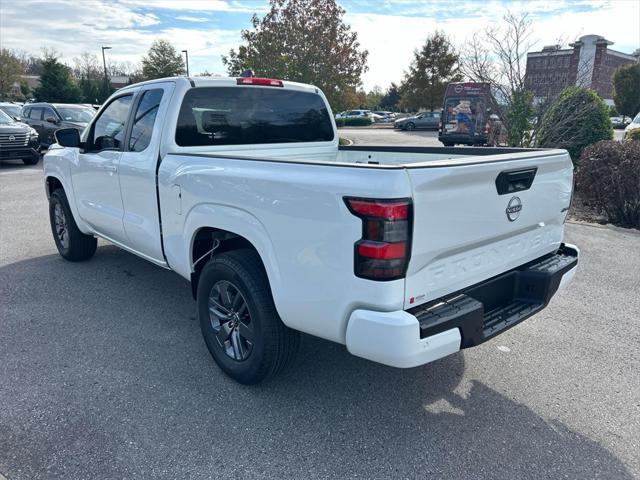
[44,173,92,235]
[189,227,272,299]
[45,175,64,199]
[182,207,282,308]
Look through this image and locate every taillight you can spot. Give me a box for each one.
[345,197,412,281]
[236,77,284,87]
[484,122,491,134]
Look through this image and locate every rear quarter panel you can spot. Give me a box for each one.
[158,155,412,343]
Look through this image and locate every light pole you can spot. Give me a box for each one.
[182,49,190,77]
[101,46,112,99]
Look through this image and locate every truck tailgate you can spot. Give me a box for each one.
[404,150,573,309]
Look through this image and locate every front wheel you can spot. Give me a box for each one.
[197,250,300,384]
[405,122,415,131]
[49,189,97,261]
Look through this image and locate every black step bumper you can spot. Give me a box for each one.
[408,244,579,348]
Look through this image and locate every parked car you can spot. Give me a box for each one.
[0,102,24,121]
[21,103,95,148]
[394,111,440,130]
[610,116,628,129]
[0,108,40,165]
[623,112,640,140]
[372,111,396,123]
[45,76,579,384]
[336,110,381,122]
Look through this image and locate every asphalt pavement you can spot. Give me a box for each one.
[0,150,639,479]
[339,125,626,146]
[341,126,441,146]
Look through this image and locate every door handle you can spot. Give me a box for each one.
[102,165,118,173]
[495,168,537,195]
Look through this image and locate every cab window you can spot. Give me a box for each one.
[88,95,133,151]
[176,87,334,147]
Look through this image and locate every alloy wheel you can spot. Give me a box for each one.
[53,203,69,248]
[208,280,255,361]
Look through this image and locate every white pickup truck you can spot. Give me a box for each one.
[44,76,579,384]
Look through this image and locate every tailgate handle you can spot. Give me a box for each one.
[495,168,537,195]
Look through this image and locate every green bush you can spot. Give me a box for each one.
[536,86,613,162]
[576,140,640,228]
[626,128,640,142]
[335,117,372,127]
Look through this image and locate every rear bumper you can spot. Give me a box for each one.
[346,243,579,368]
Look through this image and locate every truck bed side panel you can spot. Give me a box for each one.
[158,155,412,343]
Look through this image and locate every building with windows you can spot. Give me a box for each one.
[525,34,639,105]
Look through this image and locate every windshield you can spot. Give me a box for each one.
[633,113,640,124]
[443,96,486,135]
[0,105,21,118]
[0,109,14,124]
[176,87,334,146]
[55,106,95,123]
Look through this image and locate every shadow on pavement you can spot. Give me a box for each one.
[0,246,633,479]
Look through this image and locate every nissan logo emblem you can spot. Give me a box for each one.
[506,196,522,221]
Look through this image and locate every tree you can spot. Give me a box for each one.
[141,40,185,80]
[459,13,536,145]
[398,31,462,111]
[222,0,368,112]
[536,86,613,162]
[33,51,81,103]
[380,83,401,110]
[613,63,640,119]
[0,49,24,100]
[504,88,534,147]
[365,86,384,109]
[73,52,112,104]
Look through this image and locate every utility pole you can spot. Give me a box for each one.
[182,49,190,77]
[101,46,112,100]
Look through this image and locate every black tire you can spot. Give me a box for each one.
[49,189,97,261]
[405,122,415,131]
[197,249,300,384]
[22,153,40,165]
[442,142,454,147]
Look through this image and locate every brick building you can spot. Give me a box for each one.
[525,34,639,105]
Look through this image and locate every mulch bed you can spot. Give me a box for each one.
[568,192,609,225]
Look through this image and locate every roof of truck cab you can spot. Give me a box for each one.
[118,76,320,94]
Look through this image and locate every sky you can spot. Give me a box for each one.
[1,0,639,90]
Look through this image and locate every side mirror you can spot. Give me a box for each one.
[46,116,59,125]
[55,128,81,148]
[14,116,22,122]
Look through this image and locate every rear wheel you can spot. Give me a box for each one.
[442,142,454,147]
[49,189,97,261]
[197,249,300,384]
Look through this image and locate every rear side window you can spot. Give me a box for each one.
[30,107,43,120]
[129,89,163,152]
[175,87,334,146]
